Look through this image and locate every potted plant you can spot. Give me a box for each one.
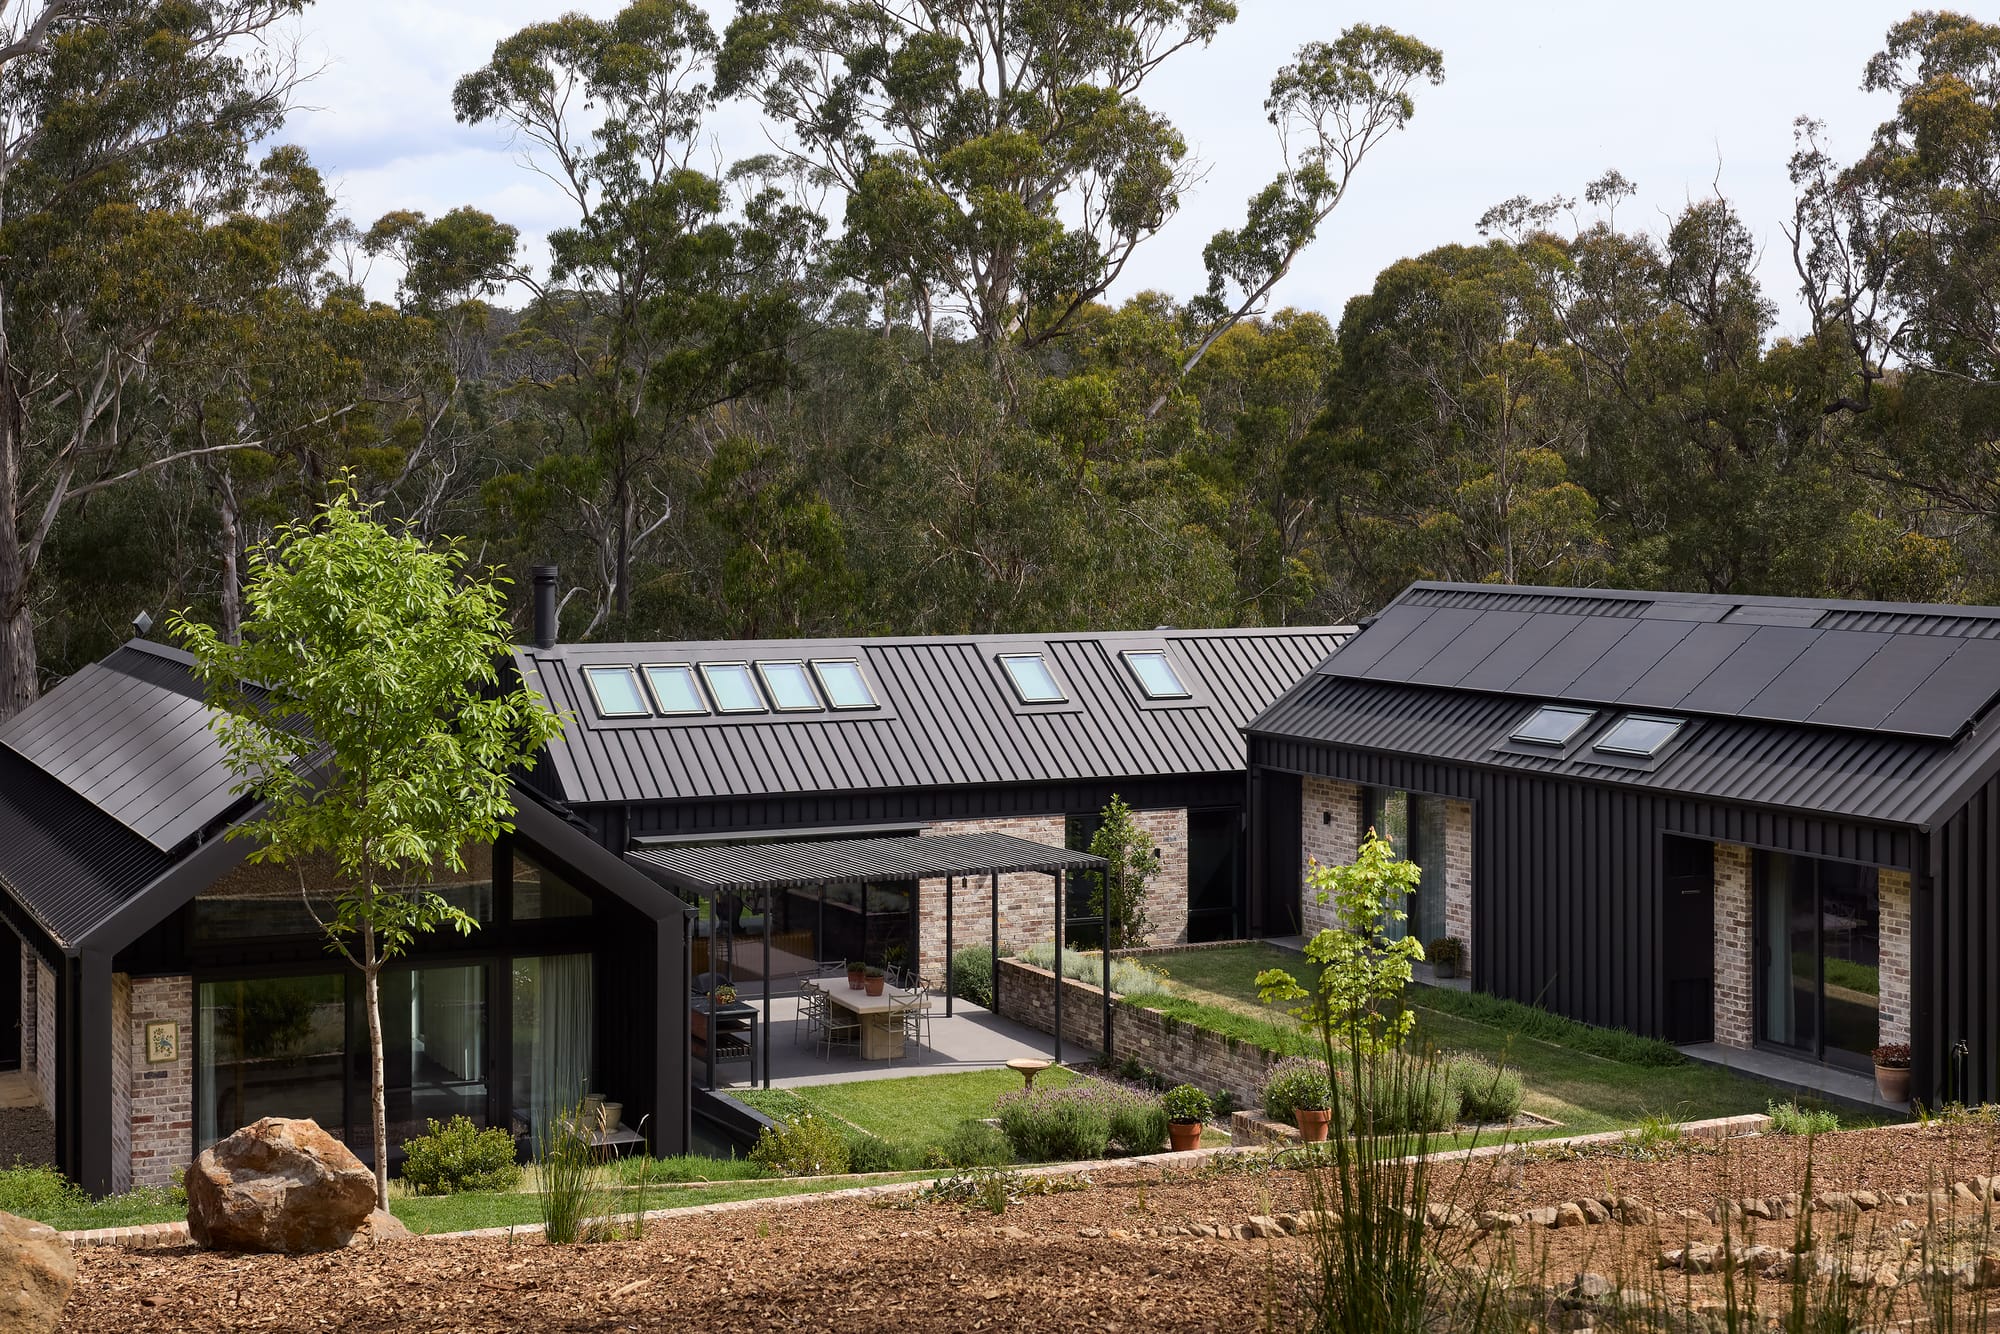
[1872,1042,1912,1103]
[1427,936,1465,980]
[712,983,737,1006]
[1163,1084,1212,1153]
[1290,1072,1334,1143]
[847,960,865,991]
[864,964,886,997]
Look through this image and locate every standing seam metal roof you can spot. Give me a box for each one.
[523,626,1348,806]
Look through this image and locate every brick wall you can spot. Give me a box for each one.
[17,938,33,1100]
[916,812,1190,978]
[111,977,133,1193]
[124,975,194,1190]
[995,958,1287,1106]
[1299,777,1361,938]
[1132,808,1188,947]
[1442,799,1474,969]
[1879,868,1912,1048]
[28,956,54,1114]
[916,816,1066,979]
[1713,842,1754,1049]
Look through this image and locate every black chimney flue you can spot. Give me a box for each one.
[531,565,559,650]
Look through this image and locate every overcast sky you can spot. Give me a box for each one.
[284,1,1918,336]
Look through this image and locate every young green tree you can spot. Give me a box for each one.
[171,480,563,1209]
[1258,833,1423,1054]
[1086,795,1163,951]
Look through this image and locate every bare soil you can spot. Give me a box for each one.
[59,1122,2000,1332]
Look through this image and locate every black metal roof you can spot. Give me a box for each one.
[520,626,1349,806]
[0,642,248,851]
[626,831,1105,896]
[1252,582,2000,829]
[0,744,175,951]
[1322,584,2000,742]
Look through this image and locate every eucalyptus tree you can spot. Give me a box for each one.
[0,0,309,718]
[456,0,821,637]
[717,0,1233,351]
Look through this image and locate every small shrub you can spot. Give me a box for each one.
[400,1115,522,1195]
[0,1164,86,1218]
[846,1133,921,1173]
[949,947,994,1007]
[1108,1097,1170,1155]
[1426,937,1464,968]
[924,1119,1014,1169]
[1446,1057,1523,1124]
[1341,1055,1458,1134]
[749,1113,851,1177]
[1263,1057,1334,1121]
[1014,944,1167,999]
[1872,1042,1911,1069]
[995,1084,1118,1161]
[1767,1100,1840,1136]
[1626,1109,1683,1152]
[1163,1083,1213,1124]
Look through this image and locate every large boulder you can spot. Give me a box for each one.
[186,1118,385,1253]
[0,1211,73,1332]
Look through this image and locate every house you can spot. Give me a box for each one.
[0,571,1348,1195]
[1246,581,2000,1105]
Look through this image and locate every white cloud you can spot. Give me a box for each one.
[283,0,1917,335]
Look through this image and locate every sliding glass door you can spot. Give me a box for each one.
[1365,789,1441,943]
[1755,852,1881,1069]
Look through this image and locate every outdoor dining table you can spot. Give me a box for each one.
[805,978,930,1060]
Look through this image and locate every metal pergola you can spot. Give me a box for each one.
[626,832,1111,1088]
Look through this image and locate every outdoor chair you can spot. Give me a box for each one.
[817,1003,860,1060]
[887,994,927,1066]
[693,971,723,996]
[817,959,847,978]
[794,980,826,1048]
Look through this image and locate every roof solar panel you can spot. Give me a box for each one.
[1616,623,1758,709]
[1739,630,1889,723]
[1675,626,1820,716]
[1453,613,1587,691]
[1502,617,1640,696]
[1403,609,1533,686]
[1807,633,1962,731]
[1364,606,1485,682]
[1565,618,1700,700]
[1318,604,1434,677]
[1878,638,2000,738]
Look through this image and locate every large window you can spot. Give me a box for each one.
[1364,789,1442,944]
[197,974,348,1149]
[1756,852,1880,1069]
[512,954,594,1129]
[1187,809,1242,943]
[349,965,489,1151]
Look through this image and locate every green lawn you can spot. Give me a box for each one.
[1129,944,1863,1140]
[735,1067,1079,1143]
[389,1172,938,1235]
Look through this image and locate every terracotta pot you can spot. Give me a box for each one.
[1294,1108,1332,1143]
[1875,1062,1912,1104]
[847,970,865,991]
[1168,1121,1202,1153]
[865,975,885,997]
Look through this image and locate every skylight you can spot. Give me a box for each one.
[643,664,707,716]
[1594,714,1684,758]
[582,665,651,719]
[757,661,822,712]
[1510,704,1595,747]
[1122,650,1190,700]
[700,662,766,714]
[999,653,1066,704]
[811,659,878,710]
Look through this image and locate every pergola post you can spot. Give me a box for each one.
[762,887,772,1090]
[989,870,1000,1017]
[944,873,955,1017]
[1052,868,1064,1066]
[1102,922,1113,1064]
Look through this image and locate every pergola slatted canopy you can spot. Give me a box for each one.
[626,831,1106,895]
[626,832,1111,1089]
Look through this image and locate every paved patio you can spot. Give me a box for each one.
[1679,1041,1909,1115]
[700,989,1093,1090]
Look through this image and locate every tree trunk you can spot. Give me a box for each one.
[217,471,243,645]
[362,922,389,1212]
[0,409,35,722]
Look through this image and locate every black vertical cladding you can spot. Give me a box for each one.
[1930,773,2000,1106]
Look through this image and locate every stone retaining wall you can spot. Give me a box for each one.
[995,958,1287,1105]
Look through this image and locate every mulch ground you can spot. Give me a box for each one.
[58,1122,2000,1332]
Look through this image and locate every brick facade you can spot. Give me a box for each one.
[1879,868,1912,1048]
[1299,777,1362,937]
[915,812,1190,979]
[995,958,1286,1106]
[1712,843,1754,1049]
[111,977,132,1192]
[25,952,54,1115]
[123,972,193,1192]
[1442,799,1474,968]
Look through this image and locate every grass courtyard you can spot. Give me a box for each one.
[1127,943,1857,1138]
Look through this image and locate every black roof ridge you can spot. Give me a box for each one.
[1396,581,2000,621]
[520,624,1356,657]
